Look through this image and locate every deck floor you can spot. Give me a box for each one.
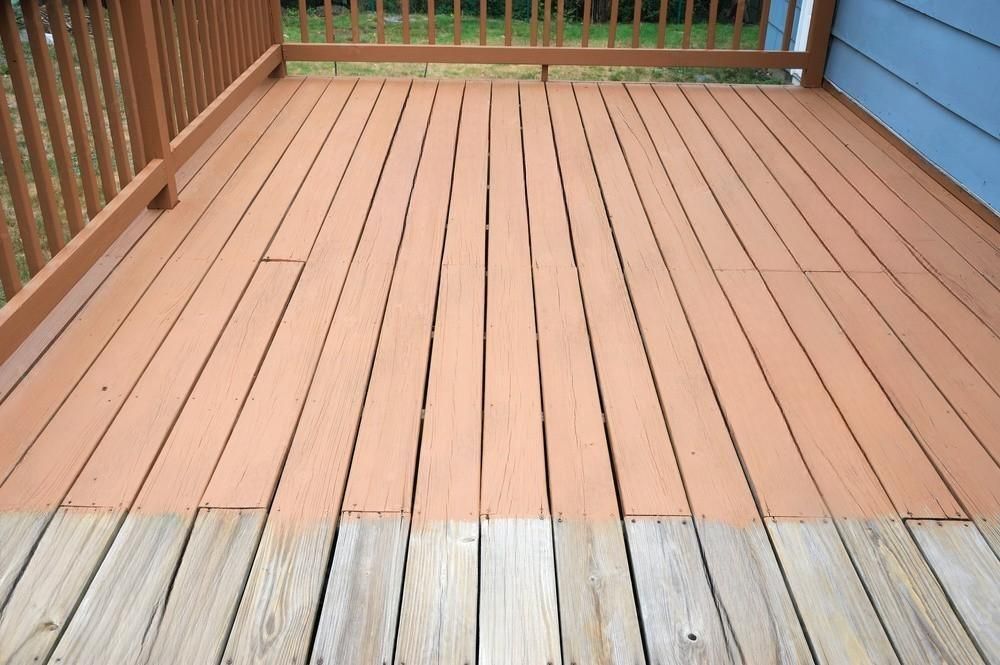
[0,76,998,664]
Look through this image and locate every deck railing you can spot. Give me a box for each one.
[0,0,282,360]
[282,0,835,83]
[0,0,833,362]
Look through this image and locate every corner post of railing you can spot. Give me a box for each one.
[270,0,288,77]
[800,0,837,88]
[121,0,179,209]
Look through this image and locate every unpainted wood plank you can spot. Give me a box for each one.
[851,272,1000,458]
[680,85,838,272]
[909,520,1000,662]
[221,83,437,664]
[0,511,48,607]
[894,272,1000,396]
[704,85,883,273]
[838,518,984,664]
[625,517,730,663]
[0,81,329,513]
[0,79,302,482]
[311,513,409,663]
[48,512,188,664]
[555,519,645,664]
[479,517,562,665]
[148,509,266,664]
[395,520,479,664]
[201,81,408,510]
[547,82,689,518]
[806,272,1000,514]
[342,81,464,513]
[697,520,813,663]
[734,86,923,275]
[654,85,798,271]
[768,518,900,664]
[0,507,119,663]
[791,88,1000,285]
[718,269,899,518]
[764,271,966,519]
[619,83,829,519]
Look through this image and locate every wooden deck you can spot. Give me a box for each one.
[0,76,998,664]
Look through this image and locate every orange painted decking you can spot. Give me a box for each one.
[0,77,998,664]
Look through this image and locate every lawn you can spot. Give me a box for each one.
[282,8,789,83]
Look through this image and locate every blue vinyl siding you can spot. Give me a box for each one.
[767,0,1000,212]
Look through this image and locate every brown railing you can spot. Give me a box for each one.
[0,0,282,359]
[0,0,834,362]
[282,0,835,83]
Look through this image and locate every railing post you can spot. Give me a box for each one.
[800,0,837,88]
[120,0,179,208]
[269,0,287,77]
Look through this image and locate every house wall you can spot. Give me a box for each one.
[767,0,1000,213]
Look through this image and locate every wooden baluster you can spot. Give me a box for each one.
[428,0,436,44]
[581,0,591,46]
[299,0,310,42]
[324,0,335,42]
[89,0,133,184]
[178,0,207,111]
[21,0,85,235]
[607,0,619,46]
[121,0,179,209]
[268,0,287,77]
[479,0,486,44]
[706,0,718,48]
[0,85,45,274]
[731,0,746,48]
[351,0,360,43]
[68,0,118,200]
[0,205,20,298]
[174,0,199,115]
[556,0,564,45]
[757,0,771,49]
[655,0,667,48]
[631,0,641,47]
[504,0,511,45]
[233,0,250,69]
[108,0,150,169]
[161,0,189,127]
[150,0,179,136]
[214,0,234,83]
[48,0,101,216]
[402,0,411,43]
[681,0,693,48]
[454,0,462,45]
[377,0,386,43]
[543,0,552,45]
[198,0,221,99]
[781,0,796,50]
[530,0,539,46]
[0,0,64,254]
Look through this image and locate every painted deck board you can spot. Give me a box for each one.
[1,79,997,664]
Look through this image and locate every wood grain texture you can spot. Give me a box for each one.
[0,507,120,663]
[768,518,900,664]
[838,518,984,664]
[0,511,48,608]
[395,520,479,664]
[311,513,410,663]
[625,517,730,663]
[0,79,300,480]
[149,509,266,664]
[478,518,562,665]
[554,519,645,664]
[48,513,189,664]
[697,520,813,663]
[909,520,1000,662]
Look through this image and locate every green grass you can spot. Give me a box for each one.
[283,8,788,83]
